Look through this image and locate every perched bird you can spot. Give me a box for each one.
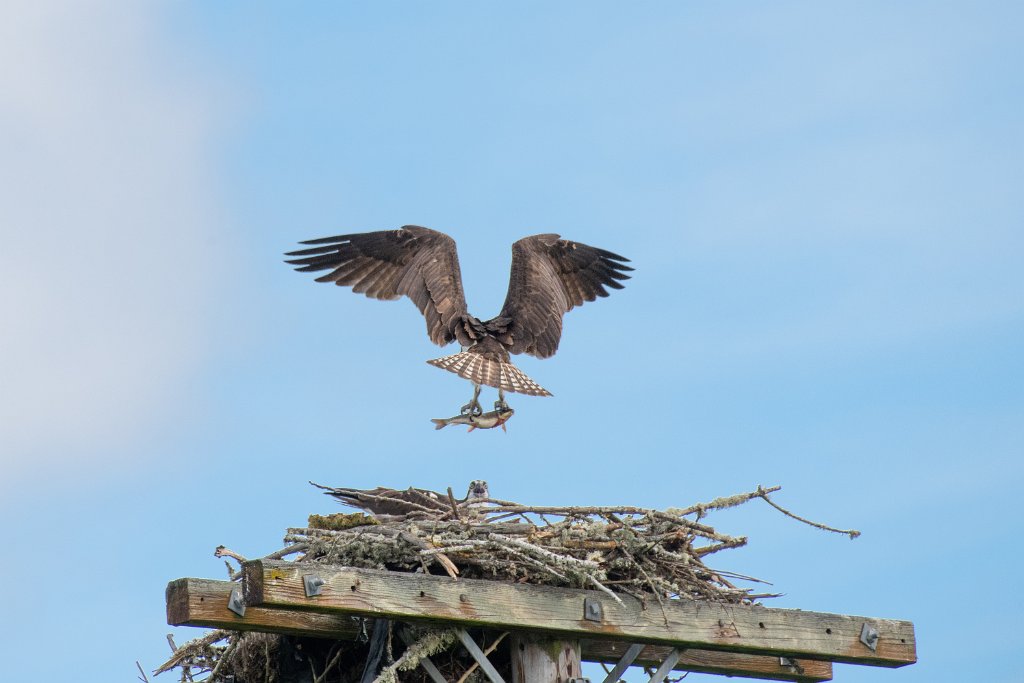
[313,480,490,518]
[286,227,631,415]
[464,479,490,502]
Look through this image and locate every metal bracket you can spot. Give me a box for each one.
[226,586,246,617]
[860,622,879,651]
[779,657,805,675]
[303,574,325,597]
[583,596,603,622]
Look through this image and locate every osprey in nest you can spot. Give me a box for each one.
[312,480,490,518]
[286,226,631,418]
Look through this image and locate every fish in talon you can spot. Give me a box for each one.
[431,407,514,432]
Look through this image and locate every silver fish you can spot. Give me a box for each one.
[431,407,514,432]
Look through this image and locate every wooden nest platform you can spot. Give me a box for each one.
[157,483,914,683]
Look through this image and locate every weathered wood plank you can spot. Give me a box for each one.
[243,560,915,668]
[510,634,581,683]
[168,578,832,682]
[584,640,832,682]
[167,578,361,639]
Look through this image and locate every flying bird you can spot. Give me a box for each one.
[285,226,631,416]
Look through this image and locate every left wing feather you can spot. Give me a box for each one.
[285,226,471,346]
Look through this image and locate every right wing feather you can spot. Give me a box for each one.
[496,234,632,358]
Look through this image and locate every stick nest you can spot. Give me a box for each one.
[155,482,858,682]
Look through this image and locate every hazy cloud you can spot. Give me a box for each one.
[0,2,228,484]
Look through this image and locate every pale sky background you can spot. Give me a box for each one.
[1,2,1021,682]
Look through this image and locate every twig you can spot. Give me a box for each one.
[400,531,459,578]
[208,635,238,681]
[629,553,670,626]
[312,642,345,683]
[446,487,462,521]
[136,661,151,683]
[487,532,600,569]
[154,631,230,676]
[693,537,748,556]
[757,486,861,539]
[421,543,480,555]
[668,486,783,518]
[165,634,194,683]
[498,546,571,582]
[586,573,624,604]
[477,510,515,523]
[230,540,309,581]
[229,543,310,580]
[267,542,309,559]
[706,568,773,584]
[214,545,248,565]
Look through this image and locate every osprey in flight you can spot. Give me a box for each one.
[286,226,631,416]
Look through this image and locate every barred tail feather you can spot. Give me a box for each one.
[426,352,552,397]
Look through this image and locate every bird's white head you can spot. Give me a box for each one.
[466,480,490,500]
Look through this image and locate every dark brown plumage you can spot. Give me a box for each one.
[285,226,631,400]
[312,480,490,518]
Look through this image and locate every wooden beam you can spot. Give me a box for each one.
[167,578,361,639]
[584,640,832,682]
[168,578,832,682]
[243,560,915,668]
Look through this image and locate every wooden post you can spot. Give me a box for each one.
[511,634,582,683]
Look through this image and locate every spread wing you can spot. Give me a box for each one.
[496,234,632,359]
[285,226,470,346]
[310,483,450,518]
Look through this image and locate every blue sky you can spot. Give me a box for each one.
[1,2,1021,681]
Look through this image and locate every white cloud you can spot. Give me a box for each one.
[0,2,228,485]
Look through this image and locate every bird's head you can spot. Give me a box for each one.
[466,479,490,500]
